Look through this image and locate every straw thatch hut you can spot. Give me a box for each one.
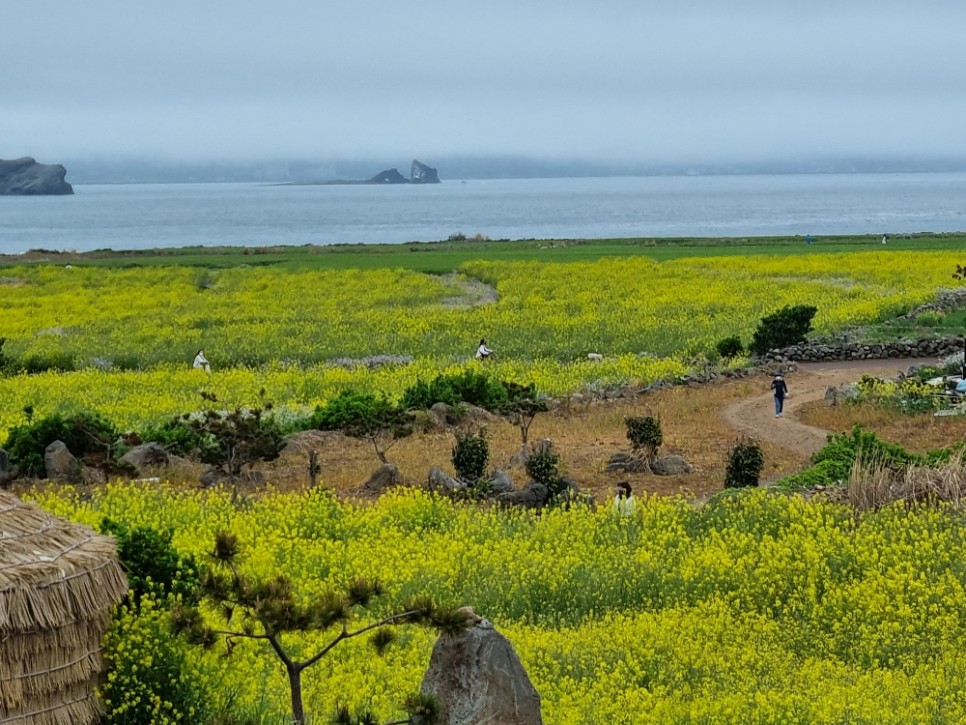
[0,491,127,725]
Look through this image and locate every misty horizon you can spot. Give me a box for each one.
[5,1,966,169]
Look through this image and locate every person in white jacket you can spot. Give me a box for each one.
[476,338,494,360]
[613,481,637,517]
[192,349,210,373]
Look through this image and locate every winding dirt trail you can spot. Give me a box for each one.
[721,360,935,458]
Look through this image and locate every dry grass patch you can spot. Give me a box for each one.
[262,376,808,503]
[799,399,966,454]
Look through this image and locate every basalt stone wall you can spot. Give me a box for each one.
[763,337,966,364]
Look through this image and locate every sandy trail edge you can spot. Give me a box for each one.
[720,360,937,458]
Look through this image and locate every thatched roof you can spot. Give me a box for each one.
[0,490,127,725]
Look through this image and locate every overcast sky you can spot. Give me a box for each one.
[5,1,966,165]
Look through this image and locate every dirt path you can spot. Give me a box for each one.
[721,359,932,458]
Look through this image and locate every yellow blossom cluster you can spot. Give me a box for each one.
[0,249,958,436]
[30,485,966,723]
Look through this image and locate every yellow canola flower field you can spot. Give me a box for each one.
[0,250,959,435]
[32,485,966,724]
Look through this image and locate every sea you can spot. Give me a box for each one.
[2,172,966,255]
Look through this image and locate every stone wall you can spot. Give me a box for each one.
[763,336,966,364]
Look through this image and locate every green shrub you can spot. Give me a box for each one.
[191,407,286,477]
[625,415,662,458]
[312,390,399,431]
[715,335,744,359]
[100,519,200,605]
[452,429,489,481]
[140,418,209,457]
[724,438,765,488]
[0,337,9,374]
[750,305,818,355]
[4,411,117,478]
[401,370,508,411]
[776,426,927,492]
[526,443,564,497]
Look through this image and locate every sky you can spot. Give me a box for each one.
[5,0,966,166]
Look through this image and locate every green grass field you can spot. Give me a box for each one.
[4,232,963,273]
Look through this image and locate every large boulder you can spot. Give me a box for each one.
[487,470,515,494]
[428,465,467,495]
[411,159,440,184]
[0,157,73,195]
[44,440,78,481]
[119,443,169,473]
[421,617,543,725]
[495,483,549,509]
[363,463,401,492]
[649,454,693,476]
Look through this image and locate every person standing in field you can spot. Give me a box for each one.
[193,349,211,373]
[771,373,788,417]
[476,338,494,360]
[881,233,888,244]
[613,481,637,516]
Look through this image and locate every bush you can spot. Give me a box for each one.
[625,415,662,458]
[312,390,399,431]
[4,411,118,478]
[715,335,744,359]
[100,519,200,605]
[750,305,818,355]
[724,438,765,488]
[401,370,508,412]
[452,429,489,481]
[191,407,286,477]
[140,418,209,457]
[526,443,565,498]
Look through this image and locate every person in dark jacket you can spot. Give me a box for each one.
[771,373,789,417]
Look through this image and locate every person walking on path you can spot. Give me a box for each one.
[771,373,788,417]
[476,338,494,360]
[193,349,211,373]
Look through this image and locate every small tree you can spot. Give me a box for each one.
[725,437,765,488]
[625,415,662,460]
[313,391,414,465]
[173,532,469,725]
[750,304,818,355]
[184,405,285,477]
[499,382,549,453]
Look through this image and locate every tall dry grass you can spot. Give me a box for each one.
[847,452,966,512]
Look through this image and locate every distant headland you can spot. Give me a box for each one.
[287,159,440,186]
[0,157,74,195]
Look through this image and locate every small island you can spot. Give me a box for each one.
[290,159,440,186]
[0,157,74,195]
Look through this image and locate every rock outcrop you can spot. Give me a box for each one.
[44,441,78,481]
[0,157,73,195]
[411,159,440,184]
[421,616,543,725]
[367,168,409,184]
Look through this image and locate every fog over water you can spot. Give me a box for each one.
[4,1,966,170]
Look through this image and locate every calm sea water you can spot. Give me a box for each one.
[2,173,965,254]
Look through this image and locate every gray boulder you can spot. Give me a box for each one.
[421,617,543,725]
[495,483,549,509]
[487,470,515,494]
[0,157,73,195]
[119,443,170,473]
[649,455,693,476]
[363,463,401,492]
[428,465,467,495]
[44,440,78,481]
[428,402,459,428]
